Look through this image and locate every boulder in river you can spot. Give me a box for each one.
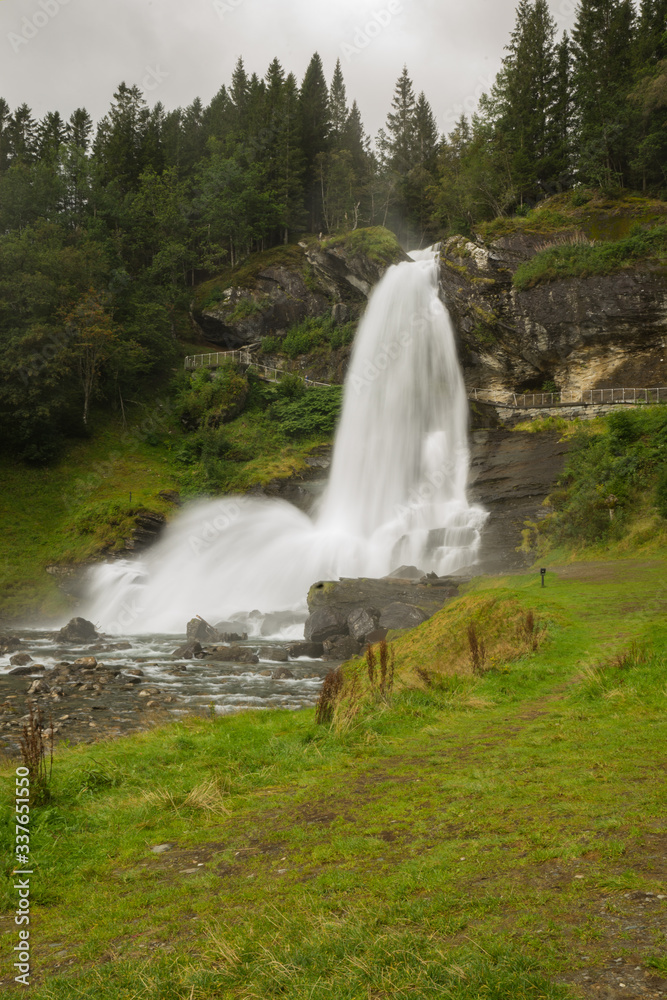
[264,646,288,663]
[10,653,32,667]
[72,657,98,669]
[272,667,295,680]
[304,608,348,644]
[288,641,324,659]
[172,640,204,659]
[186,616,221,644]
[209,645,259,665]
[54,618,101,644]
[0,635,24,654]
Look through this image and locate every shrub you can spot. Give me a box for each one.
[175,363,249,431]
[269,385,343,438]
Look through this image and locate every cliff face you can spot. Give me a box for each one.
[441,213,667,394]
[192,229,409,350]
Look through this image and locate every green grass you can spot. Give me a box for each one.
[513,224,667,290]
[1,558,666,997]
[322,226,406,267]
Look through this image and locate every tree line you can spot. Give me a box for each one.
[0,0,665,460]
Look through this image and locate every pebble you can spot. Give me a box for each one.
[151,844,176,854]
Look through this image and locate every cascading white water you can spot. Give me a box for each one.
[84,248,487,634]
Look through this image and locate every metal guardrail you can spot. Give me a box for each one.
[469,387,667,409]
[183,350,332,389]
[184,350,251,370]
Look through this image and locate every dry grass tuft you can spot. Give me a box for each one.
[19,701,53,805]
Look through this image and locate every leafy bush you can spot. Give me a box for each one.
[175,363,248,431]
[655,465,667,519]
[514,224,667,290]
[545,406,667,545]
[270,385,343,438]
[261,314,355,358]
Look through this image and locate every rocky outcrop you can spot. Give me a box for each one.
[193,229,409,350]
[304,576,461,652]
[441,216,667,394]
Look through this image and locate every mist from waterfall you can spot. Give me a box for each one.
[84,249,487,634]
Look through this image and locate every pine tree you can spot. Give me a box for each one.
[0,99,12,173]
[636,0,667,65]
[93,83,150,193]
[36,111,67,163]
[571,0,637,187]
[384,66,417,173]
[7,104,37,163]
[299,53,330,230]
[67,108,93,151]
[329,59,348,148]
[414,92,439,165]
[484,0,563,202]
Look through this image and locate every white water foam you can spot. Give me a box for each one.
[83,248,487,634]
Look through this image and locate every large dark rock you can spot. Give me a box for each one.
[304,608,348,644]
[288,641,324,659]
[347,608,378,642]
[54,618,101,644]
[308,578,459,621]
[379,603,429,631]
[9,653,32,667]
[322,636,362,661]
[209,645,259,665]
[186,617,221,644]
[172,640,204,659]
[0,634,23,654]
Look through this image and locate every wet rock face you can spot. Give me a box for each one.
[440,232,667,393]
[194,238,409,350]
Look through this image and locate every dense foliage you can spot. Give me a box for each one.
[0,0,665,460]
[545,407,667,545]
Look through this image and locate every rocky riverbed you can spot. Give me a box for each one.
[0,624,330,756]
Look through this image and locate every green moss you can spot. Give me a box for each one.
[322,226,405,267]
[513,223,667,290]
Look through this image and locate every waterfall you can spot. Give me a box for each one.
[83,248,487,634]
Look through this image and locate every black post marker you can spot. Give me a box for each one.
[541,568,546,588]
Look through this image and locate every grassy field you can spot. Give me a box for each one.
[1,556,665,998]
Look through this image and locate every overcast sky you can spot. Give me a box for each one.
[0,0,576,140]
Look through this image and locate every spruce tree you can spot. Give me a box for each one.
[0,99,10,172]
[67,108,93,151]
[571,0,636,187]
[484,0,562,202]
[329,59,348,148]
[384,66,417,173]
[299,53,330,229]
[7,104,37,163]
